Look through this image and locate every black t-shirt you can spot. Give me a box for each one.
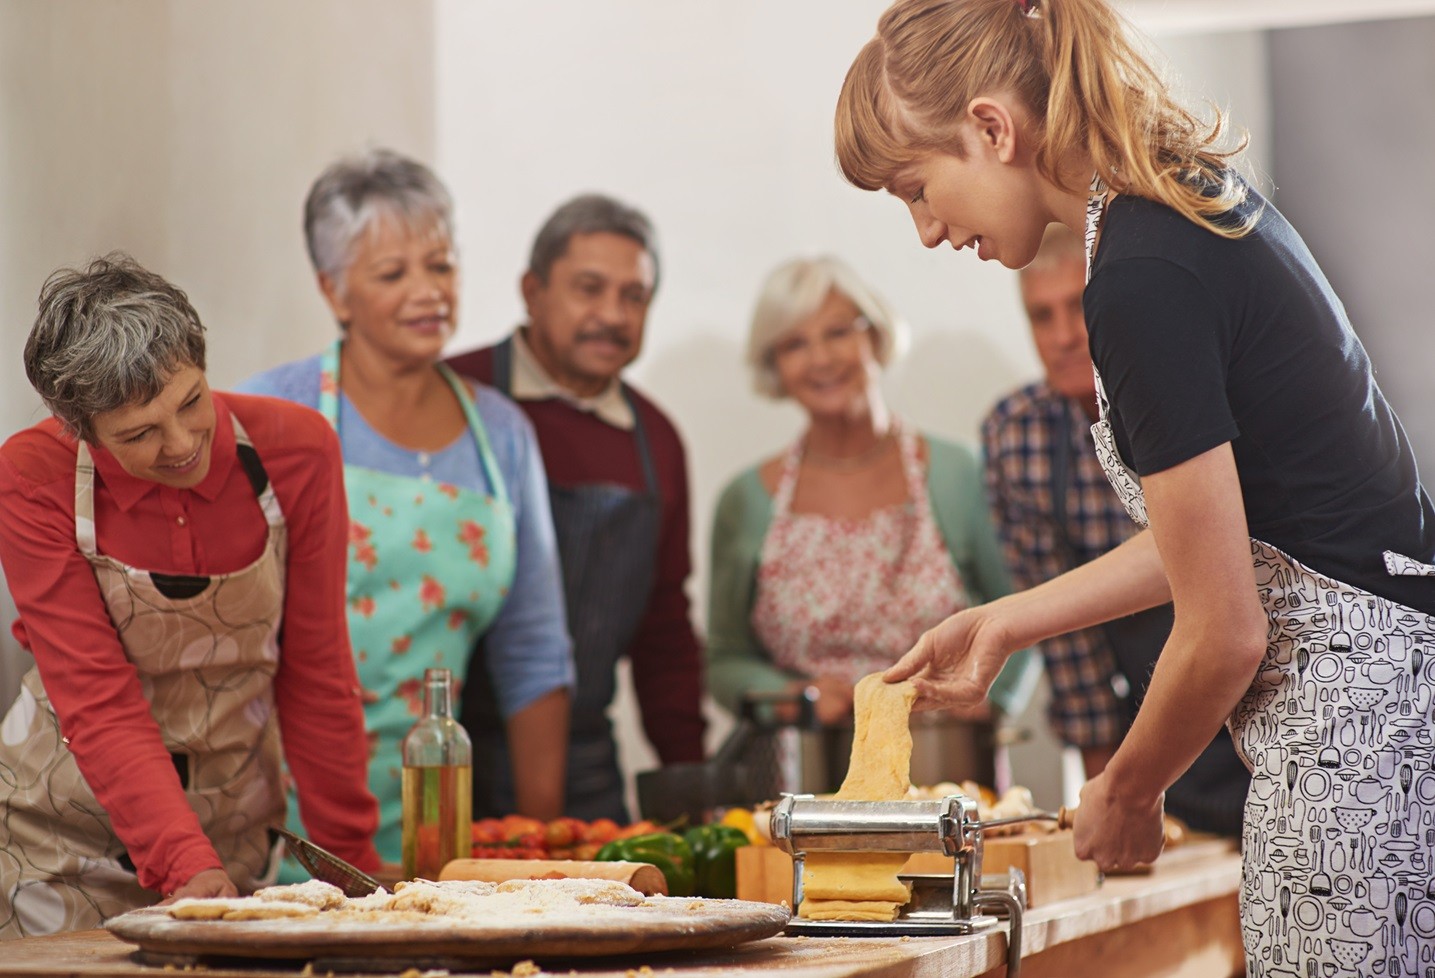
[1085,179,1435,615]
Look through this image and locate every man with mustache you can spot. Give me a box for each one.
[982,224,1248,837]
[448,194,705,821]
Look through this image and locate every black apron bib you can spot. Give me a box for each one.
[462,338,662,821]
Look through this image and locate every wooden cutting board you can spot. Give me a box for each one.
[105,897,790,966]
[736,831,1100,909]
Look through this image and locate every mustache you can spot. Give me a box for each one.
[575,326,630,348]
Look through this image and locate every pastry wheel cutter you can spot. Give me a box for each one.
[274,826,382,898]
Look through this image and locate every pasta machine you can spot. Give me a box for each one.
[771,792,1068,977]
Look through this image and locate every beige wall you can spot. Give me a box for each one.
[0,0,436,710]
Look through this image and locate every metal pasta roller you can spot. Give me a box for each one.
[771,792,1067,978]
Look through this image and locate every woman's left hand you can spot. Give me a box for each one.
[1070,772,1165,872]
[157,868,238,905]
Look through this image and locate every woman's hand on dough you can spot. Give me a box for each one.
[158,868,239,905]
[884,607,1016,713]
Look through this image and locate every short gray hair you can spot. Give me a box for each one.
[303,148,453,291]
[25,253,207,443]
[528,193,660,289]
[746,256,910,399]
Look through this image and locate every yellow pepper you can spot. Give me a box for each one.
[720,807,768,847]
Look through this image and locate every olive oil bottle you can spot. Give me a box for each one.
[401,668,472,879]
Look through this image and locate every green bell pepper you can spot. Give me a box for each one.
[596,832,695,897]
[683,824,750,899]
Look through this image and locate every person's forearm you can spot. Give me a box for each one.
[1101,445,1267,808]
[1101,615,1261,808]
[1081,744,1117,778]
[991,529,1171,648]
[506,687,570,819]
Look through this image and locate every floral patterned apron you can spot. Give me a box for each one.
[294,340,516,866]
[751,423,969,681]
[1085,179,1435,976]
[0,415,286,938]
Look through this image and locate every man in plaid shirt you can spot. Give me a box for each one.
[982,223,1129,776]
[982,225,1247,836]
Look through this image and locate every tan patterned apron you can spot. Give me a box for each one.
[0,415,287,938]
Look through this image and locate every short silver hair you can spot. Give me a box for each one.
[528,193,660,289]
[746,256,910,399]
[25,253,207,443]
[303,148,453,293]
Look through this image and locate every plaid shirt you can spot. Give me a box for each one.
[981,382,1132,749]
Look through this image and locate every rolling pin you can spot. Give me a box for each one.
[438,859,668,896]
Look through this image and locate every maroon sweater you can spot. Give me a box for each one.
[448,343,706,764]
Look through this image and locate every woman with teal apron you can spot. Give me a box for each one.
[314,339,516,858]
[240,149,574,867]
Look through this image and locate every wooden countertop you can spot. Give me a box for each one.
[0,841,1243,978]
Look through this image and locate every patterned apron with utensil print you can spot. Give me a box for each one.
[1084,178,1435,976]
[0,416,287,939]
[296,340,517,867]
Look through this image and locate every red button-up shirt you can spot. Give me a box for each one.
[0,392,379,894]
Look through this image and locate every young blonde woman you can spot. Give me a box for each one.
[835,0,1435,972]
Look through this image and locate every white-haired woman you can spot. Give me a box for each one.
[239,149,572,866]
[0,256,379,937]
[706,257,1037,780]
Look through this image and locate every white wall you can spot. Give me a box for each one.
[0,0,436,711]
[1268,16,1435,474]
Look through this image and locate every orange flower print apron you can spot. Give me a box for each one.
[0,415,287,938]
[297,340,516,866]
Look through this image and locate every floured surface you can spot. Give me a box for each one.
[799,676,917,921]
[107,878,789,962]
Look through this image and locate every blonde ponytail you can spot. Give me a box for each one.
[835,0,1257,239]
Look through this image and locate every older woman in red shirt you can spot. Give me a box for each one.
[0,255,377,938]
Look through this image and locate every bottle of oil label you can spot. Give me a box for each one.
[401,667,472,879]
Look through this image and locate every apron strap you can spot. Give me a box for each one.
[228,413,284,529]
[318,339,343,428]
[75,442,99,555]
[769,440,805,517]
[320,339,509,506]
[436,363,510,509]
[491,334,514,395]
[74,406,281,553]
[620,385,660,497]
[495,331,657,498]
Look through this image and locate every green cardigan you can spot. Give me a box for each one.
[705,435,1040,718]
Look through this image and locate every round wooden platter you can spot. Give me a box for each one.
[105,897,791,966]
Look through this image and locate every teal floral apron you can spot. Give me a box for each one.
[282,341,516,867]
